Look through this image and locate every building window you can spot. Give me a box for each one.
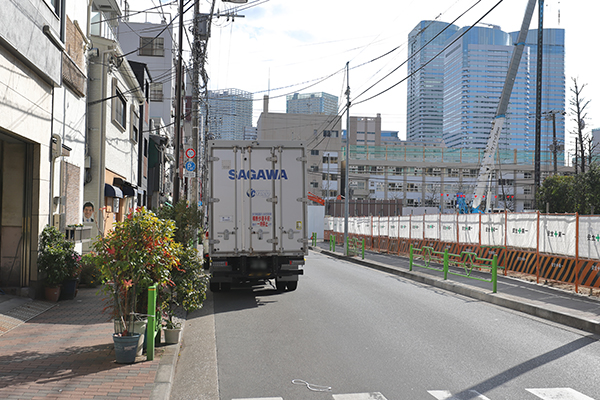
[112,78,126,131]
[130,105,139,143]
[311,150,319,156]
[524,172,532,179]
[310,165,319,172]
[150,82,163,102]
[139,37,164,57]
[310,181,319,188]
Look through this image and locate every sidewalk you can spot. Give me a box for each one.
[1,244,599,400]
[313,241,600,335]
[0,287,179,400]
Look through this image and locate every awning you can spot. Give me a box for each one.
[105,183,123,198]
[121,185,136,197]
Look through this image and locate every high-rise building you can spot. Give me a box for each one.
[511,29,566,158]
[204,88,253,140]
[286,92,338,115]
[407,20,565,164]
[407,21,459,142]
[442,26,526,150]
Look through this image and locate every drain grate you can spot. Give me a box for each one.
[0,301,57,336]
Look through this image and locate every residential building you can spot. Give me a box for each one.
[86,3,146,238]
[204,88,253,140]
[0,0,94,295]
[406,21,459,142]
[128,61,152,208]
[258,96,342,199]
[117,15,176,132]
[286,92,339,116]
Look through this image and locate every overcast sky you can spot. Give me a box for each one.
[132,0,598,152]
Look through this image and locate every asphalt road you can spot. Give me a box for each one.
[174,251,600,400]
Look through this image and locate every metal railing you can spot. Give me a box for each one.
[410,244,499,293]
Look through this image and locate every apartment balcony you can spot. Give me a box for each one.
[90,11,118,42]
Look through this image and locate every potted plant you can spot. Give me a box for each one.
[61,250,82,300]
[90,207,181,363]
[161,246,209,343]
[157,201,209,344]
[38,225,73,302]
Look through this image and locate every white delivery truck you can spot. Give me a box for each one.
[206,140,307,292]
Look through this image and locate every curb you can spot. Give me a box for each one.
[150,333,182,400]
[312,247,600,335]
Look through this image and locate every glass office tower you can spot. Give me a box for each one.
[407,21,459,142]
[408,21,565,164]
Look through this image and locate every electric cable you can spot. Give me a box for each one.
[352,0,504,107]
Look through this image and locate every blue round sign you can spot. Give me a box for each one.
[185,161,196,172]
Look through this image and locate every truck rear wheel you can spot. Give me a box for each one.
[286,281,298,291]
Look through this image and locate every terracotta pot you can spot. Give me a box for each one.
[44,286,61,302]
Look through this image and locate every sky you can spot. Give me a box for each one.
[131,0,599,154]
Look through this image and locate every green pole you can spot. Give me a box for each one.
[146,284,157,361]
[443,249,449,280]
[333,235,336,252]
[409,244,414,271]
[362,238,365,260]
[492,254,498,293]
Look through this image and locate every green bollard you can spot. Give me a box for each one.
[146,284,157,361]
[492,254,498,293]
[362,238,365,260]
[409,244,414,271]
[443,249,449,280]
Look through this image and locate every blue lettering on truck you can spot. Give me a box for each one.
[228,169,288,180]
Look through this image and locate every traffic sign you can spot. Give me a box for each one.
[185,148,196,158]
[185,160,196,172]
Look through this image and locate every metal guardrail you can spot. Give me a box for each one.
[346,237,365,259]
[409,244,499,293]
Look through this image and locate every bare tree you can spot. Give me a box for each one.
[569,77,591,173]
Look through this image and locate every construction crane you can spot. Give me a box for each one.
[465,0,538,213]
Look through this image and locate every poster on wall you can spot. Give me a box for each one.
[83,201,95,225]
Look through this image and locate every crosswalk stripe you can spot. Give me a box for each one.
[231,398,283,400]
[526,388,595,400]
[428,390,491,400]
[332,393,388,400]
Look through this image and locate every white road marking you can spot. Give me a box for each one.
[526,388,596,400]
[428,390,491,399]
[332,393,388,400]
[231,398,283,400]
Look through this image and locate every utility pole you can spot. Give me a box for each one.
[190,0,201,245]
[173,0,185,204]
[533,0,544,188]
[543,110,565,175]
[343,62,350,254]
